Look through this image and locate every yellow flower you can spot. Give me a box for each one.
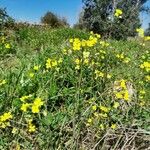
[74,58,80,65]
[100,124,104,130]
[69,39,73,43]
[92,105,97,111]
[75,65,80,70]
[0,112,13,122]
[87,118,92,123]
[20,103,30,112]
[120,79,126,89]
[29,72,34,78]
[28,121,36,132]
[124,90,129,101]
[111,124,117,129]
[5,43,11,49]
[115,9,123,17]
[33,98,44,107]
[107,74,112,79]
[115,92,123,99]
[139,90,146,95]
[145,75,150,81]
[99,106,109,113]
[32,105,40,113]
[20,94,32,102]
[33,65,40,71]
[0,80,6,86]
[113,102,120,109]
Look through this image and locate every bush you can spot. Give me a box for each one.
[41,11,69,28]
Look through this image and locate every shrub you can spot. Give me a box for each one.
[41,11,69,28]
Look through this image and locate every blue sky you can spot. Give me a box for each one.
[0,0,150,29]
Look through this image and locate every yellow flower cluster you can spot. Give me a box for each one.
[95,70,112,79]
[114,79,130,101]
[5,43,11,49]
[140,61,150,72]
[46,58,62,69]
[20,94,32,102]
[114,9,123,17]
[28,119,36,132]
[99,41,109,47]
[70,33,100,51]
[32,98,44,113]
[33,65,40,71]
[20,96,44,114]
[86,102,117,130]
[116,53,130,63]
[0,112,13,128]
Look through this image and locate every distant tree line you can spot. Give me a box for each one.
[41,11,69,28]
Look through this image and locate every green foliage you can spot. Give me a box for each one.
[81,0,148,39]
[41,11,69,28]
[0,27,150,149]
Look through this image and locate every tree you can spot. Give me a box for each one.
[0,8,14,31]
[81,0,149,39]
[41,11,69,28]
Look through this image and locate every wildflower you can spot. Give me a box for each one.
[115,9,123,17]
[99,106,109,113]
[87,118,92,123]
[20,103,30,112]
[69,39,73,43]
[111,124,117,129]
[20,94,32,102]
[113,102,120,109]
[29,72,34,78]
[5,43,11,49]
[33,98,44,107]
[72,38,81,50]
[92,105,97,111]
[139,90,146,95]
[107,74,112,79]
[74,58,80,65]
[28,120,36,132]
[145,75,150,81]
[115,92,123,99]
[0,112,13,122]
[124,90,129,101]
[46,58,52,69]
[120,79,126,89]
[100,124,104,130]
[31,98,44,113]
[0,80,6,86]
[32,105,40,113]
[33,65,40,71]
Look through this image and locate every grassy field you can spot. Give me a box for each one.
[0,27,150,149]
